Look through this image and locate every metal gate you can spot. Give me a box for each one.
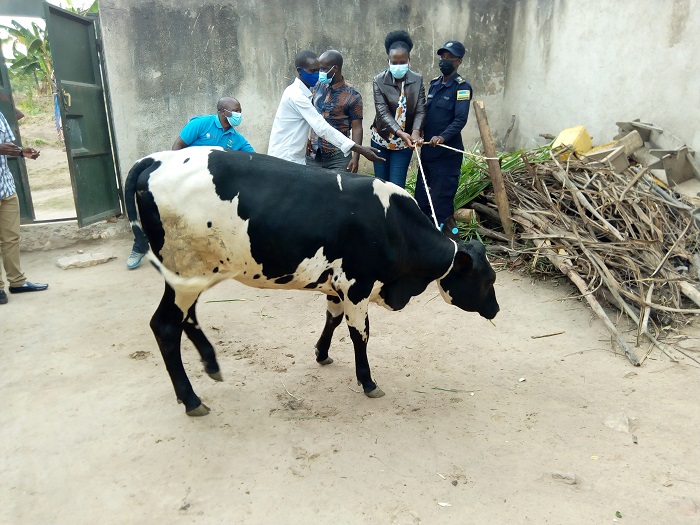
[44,3,121,226]
[0,0,122,226]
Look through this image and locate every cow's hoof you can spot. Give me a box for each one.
[186,403,211,417]
[315,348,333,365]
[208,371,223,381]
[365,387,385,398]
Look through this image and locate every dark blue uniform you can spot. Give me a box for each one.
[415,74,472,227]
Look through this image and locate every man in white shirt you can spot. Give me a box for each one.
[268,50,383,166]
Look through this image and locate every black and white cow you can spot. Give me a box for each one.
[125,147,499,416]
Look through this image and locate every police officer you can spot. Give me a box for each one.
[415,40,472,241]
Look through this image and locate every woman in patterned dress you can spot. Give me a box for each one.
[370,30,426,188]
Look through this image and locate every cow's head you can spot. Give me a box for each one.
[437,240,499,319]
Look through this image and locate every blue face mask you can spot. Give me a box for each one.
[299,69,319,86]
[318,66,336,85]
[226,111,242,127]
[389,62,409,79]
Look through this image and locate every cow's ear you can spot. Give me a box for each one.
[454,250,473,272]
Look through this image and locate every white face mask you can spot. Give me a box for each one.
[389,62,409,79]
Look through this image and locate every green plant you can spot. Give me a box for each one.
[405,170,417,196]
[27,137,51,147]
[64,0,99,15]
[454,145,493,210]
[455,213,483,242]
[1,20,53,95]
[16,91,42,115]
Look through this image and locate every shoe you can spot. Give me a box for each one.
[9,281,49,293]
[0,290,7,304]
[127,250,146,269]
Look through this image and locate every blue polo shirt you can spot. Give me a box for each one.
[179,114,254,152]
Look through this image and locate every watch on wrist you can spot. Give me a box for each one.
[19,149,24,158]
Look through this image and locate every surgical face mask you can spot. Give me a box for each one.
[299,69,319,86]
[226,111,242,127]
[439,59,456,76]
[389,62,409,79]
[318,66,336,85]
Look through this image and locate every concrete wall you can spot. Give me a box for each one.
[98,0,700,180]
[98,0,511,176]
[504,0,700,152]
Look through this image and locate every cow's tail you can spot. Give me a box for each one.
[124,157,156,243]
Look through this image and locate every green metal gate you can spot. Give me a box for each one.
[44,3,121,226]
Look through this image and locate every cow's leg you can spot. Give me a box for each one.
[345,300,384,398]
[150,284,210,416]
[314,295,344,365]
[183,299,223,381]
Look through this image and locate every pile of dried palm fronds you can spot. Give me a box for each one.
[468,146,700,366]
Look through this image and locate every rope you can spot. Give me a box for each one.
[435,142,500,162]
[414,146,440,229]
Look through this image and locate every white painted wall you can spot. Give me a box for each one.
[503,0,700,152]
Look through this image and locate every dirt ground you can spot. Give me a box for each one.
[17,95,76,221]
[1,232,699,525]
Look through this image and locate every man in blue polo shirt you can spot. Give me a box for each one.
[171,96,254,152]
[126,96,254,269]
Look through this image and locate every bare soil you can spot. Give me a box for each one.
[1,234,699,525]
[16,94,76,221]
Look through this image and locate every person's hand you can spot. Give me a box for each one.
[353,144,385,163]
[346,157,359,173]
[22,147,40,160]
[411,130,422,146]
[429,135,445,147]
[397,130,414,148]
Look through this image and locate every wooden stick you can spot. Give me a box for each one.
[639,283,654,345]
[473,101,515,237]
[619,166,650,201]
[477,225,512,242]
[469,201,501,222]
[522,152,553,205]
[531,331,565,339]
[550,166,625,241]
[651,220,693,277]
[679,281,700,308]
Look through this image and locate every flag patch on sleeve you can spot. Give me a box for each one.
[456,89,471,100]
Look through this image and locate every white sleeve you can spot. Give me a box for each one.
[294,94,355,155]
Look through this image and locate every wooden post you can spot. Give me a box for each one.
[473,101,515,237]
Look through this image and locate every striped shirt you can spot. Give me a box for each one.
[0,112,17,199]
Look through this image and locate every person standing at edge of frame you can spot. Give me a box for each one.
[0,110,48,305]
[415,40,472,241]
[370,30,426,189]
